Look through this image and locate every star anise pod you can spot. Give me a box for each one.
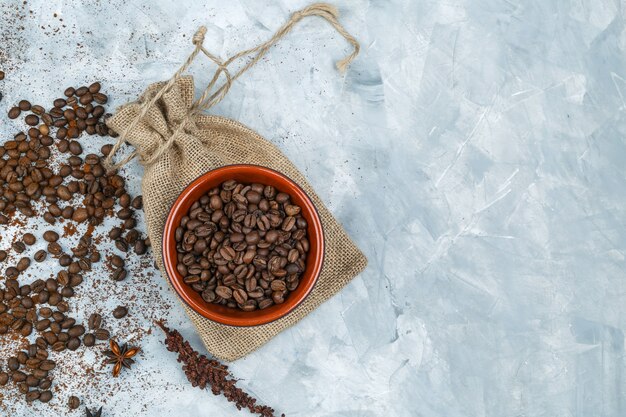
[86,406,103,417]
[103,339,140,377]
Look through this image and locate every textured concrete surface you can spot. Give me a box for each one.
[1,0,626,416]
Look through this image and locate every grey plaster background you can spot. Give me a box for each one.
[1,0,626,416]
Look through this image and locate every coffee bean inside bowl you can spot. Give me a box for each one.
[174,180,310,311]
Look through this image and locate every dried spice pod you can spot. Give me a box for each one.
[156,320,283,417]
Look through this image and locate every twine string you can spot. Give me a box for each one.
[105,3,359,169]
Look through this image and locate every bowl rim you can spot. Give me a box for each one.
[162,164,325,327]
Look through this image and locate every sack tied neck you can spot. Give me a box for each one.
[104,2,360,170]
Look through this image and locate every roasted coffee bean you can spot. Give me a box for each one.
[59,255,72,267]
[34,250,47,262]
[67,337,81,351]
[83,333,95,347]
[18,100,32,111]
[35,319,51,331]
[115,239,128,252]
[39,390,52,403]
[22,233,36,245]
[215,286,233,299]
[8,357,19,371]
[47,242,62,255]
[8,107,20,119]
[68,325,85,338]
[43,230,59,242]
[112,267,127,281]
[39,360,56,371]
[12,241,26,253]
[6,267,19,279]
[131,195,143,209]
[0,250,7,262]
[16,257,30,272]
[68,395,81,410]
[112,305,128,319]
[94,328,110,340]
[25,114,39,126]
[88,313,102,330]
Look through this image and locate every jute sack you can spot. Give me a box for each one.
[105,3,367,361]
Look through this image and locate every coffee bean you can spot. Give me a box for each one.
[39,360,56,371]
[22,233,36,245]
[67,337,81,351]
[8,107,20,119]
[219,246,236,261]
[67,325,85,338]
[115,239,128,252]
[68,395,80,410]
[39,390,52,403]
[134,239,147,255]
[94,328,110,340]
[34,250,47,262]
[215,286,233,299]
[25,114,39,126]
[112,306,128,319]
[47,242,62,256]
[83,333,95,347]
[88,313,101,330]
[16,257,30,272]
[6,266,19,278]
[8,357,19,371]
[18,100,31,111]
[12,241,26,253]
[112,267,127,282]
[0,250,7,262]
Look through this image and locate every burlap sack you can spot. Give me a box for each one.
[105,3,367,361]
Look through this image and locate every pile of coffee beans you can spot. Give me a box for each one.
[175,180,310,311]
[0,83,149,406]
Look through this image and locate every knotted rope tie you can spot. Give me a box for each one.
[138,115,196,166]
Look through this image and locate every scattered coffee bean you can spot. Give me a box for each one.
[43,230,59,242]
[34,250,47,262]
[68,395,80,410]
[88,313,102,330]
[83,333,96,347]
[112,306,128,319]
[94,329,110,340]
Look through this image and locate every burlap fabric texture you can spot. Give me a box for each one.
[105,3,367,361]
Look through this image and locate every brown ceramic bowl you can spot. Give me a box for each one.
[162,164,324,327]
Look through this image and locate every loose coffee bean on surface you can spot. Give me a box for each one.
[83,333,95,347]
[175,180,309,312]
[12,241,26,253]
[25,114,39,126]
[94,328,110,340]
[22,233,36,245]
[43,230,59,242]
[88,313,102,330]
[112,306,128,319]
[34,250,47,262]
[18,100,31,111]
[8,107,20,119]
[68,395,80,410]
